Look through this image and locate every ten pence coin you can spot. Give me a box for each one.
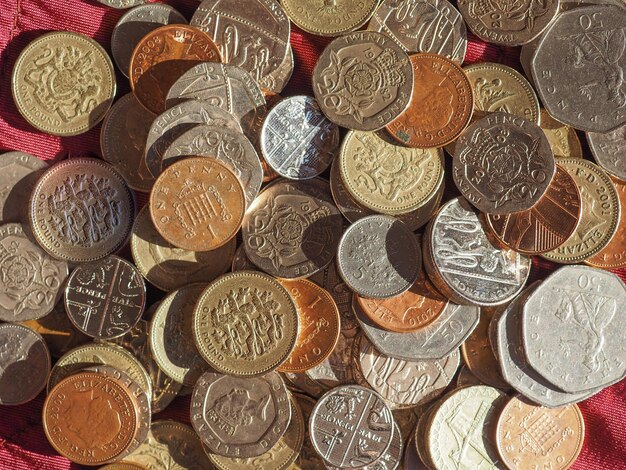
[150,157,245,252]
[282,0,379,36]
[0,151,47,224]
[12,32,116,136]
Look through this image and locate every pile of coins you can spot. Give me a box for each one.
[2,0,626,469]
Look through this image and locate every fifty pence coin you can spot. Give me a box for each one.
[282,0,379,36]
[0,151,47,224]
[587,122,626,181]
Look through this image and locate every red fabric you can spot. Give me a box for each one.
[0,1,625,469]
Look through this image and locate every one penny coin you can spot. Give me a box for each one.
[150,157,245,252]
[387,54,473,148]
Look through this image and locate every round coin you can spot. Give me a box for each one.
[12,32,116,136]
[193,271,299,376]
[312,31,414,131]
[541,109,584,159]
[387,54,473,148]
[101,463,148,470]
[29,158,135,263]
[150,157,245,252]
[282,0,379,36]
[0,151,47,224]
[588,122,626,181]
[191,370,291,458]
[97,0,145,8]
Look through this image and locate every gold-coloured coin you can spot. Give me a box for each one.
[193,271,299,377]
[540,109,583,159]
[12,32,116,136]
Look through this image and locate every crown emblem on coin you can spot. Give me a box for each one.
[372,49,405,87]
[206,388,270,436]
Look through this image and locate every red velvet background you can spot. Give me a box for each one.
[0,1,625,468]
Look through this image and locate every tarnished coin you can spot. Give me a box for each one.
[453,112,555,214]
[101,463,148,470]
[130,25,222,114]
[12,32,116,136]
[149,284,207,386]
[161,125,263,207]
[541,109,584,159]
[150,157,245,252]
[588,123,626,181]
[283,371,328,399]
[191,370,291,458]
[101,93,156,192]
[289,393,327,470]
[387,53,473,148]
[65,255,146,340]
[305,333,356,391]
[424,197,531,306]
[456,365,483,388]
[97,0,145,8]
[405,430,429,470]
[486,165,582,255]
[496,397,585,470]
[145,100,242,178]
[232,243,259,272]
[367,0,467,63]
[427,385,505,470]
[261,95,340,180]
[337,216,420,299]
[531,5,626,132]
[111,3,187,77]
[523,265,626,393]
[0,151,47,224]
[309,385,394,468]
[0,223,68,322]
[243,178,343,279]
[542,159,620,263]
[282,0,379,36]
[313,31,414,131]
[339,130,444,215]
[0,324,50,405]
[29,158,135,263]
[193,271,299,376]
[415,405,437,470]
[43,372,139,465]
[457,0,559,45]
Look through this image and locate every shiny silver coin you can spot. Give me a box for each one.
[0,151,47,224]
[587,123,626,181]
[111,3,187,77]
[367,0,467,63]
[263,45,295,94]
[261,95,340,180]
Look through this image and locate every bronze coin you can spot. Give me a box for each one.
[129,25,222,114]
[150,157,245,252]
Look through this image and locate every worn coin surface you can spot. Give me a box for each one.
[531,5,626,132]
[261,96,340,180]
[313,31,414,131]
[261,46,294,95]
[150,157,245,252]
[541,109,584,159]
[282,0,379,36]
[0,223,68,322]
[101,463,148,470]
[65,255,146,340]
[387,54,473,148]
[97,0,145,8]
[0,151,47,224]
[12,32,116,136]
[337,216,420,299]
[496,396,585,470]
[29,158,135,263]
[368,0,467,63]
[193,271,299,376]
[588,123,626,181]
[310,385,394,468]
[191,370,291,458]
[0,323,50,405]
[43,372,139,465]
[111,3,187,77]
[130,25,222,114]
[543,159,620,263]
[453,112,555,214]
[243,178,343,279]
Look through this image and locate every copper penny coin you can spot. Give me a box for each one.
[386,53,473,148]
[65,255,146,340]
[150,157,245,252]
[487,165,583,255]
[29,158,135,263]
[129,25,222,114]
[496,396,585,470]
[43,371,139,465]
[277,279,341,373]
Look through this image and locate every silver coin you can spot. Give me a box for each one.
[144,100,242,178]
[522,265,626,394]
[232,243,259,271]
[337,216,420,299]
[261,95,340,180]
[282,371,327,398]
[111,3,187,77]
[306,331,356,390]
[587,122,626,181]
[531,5,626,132]
[367,0,467,63]
[190,0,291,87]
[262,45,295,94]
[97,0,145,9]
[161,125,263,207]
[354,295,479,361]
[424,197,531,306]
[310,385,394,468]
[0,151,47,224]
